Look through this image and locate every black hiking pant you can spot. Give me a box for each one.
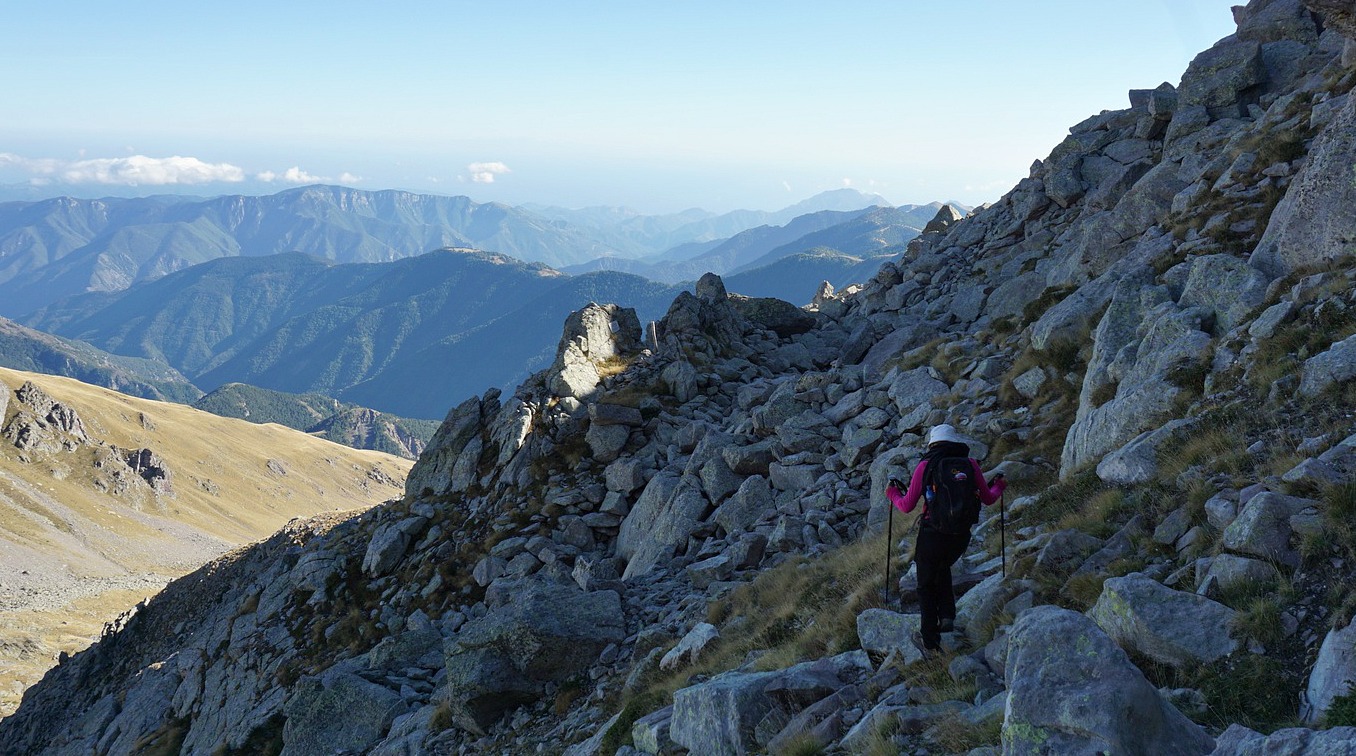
[915,526,971,649]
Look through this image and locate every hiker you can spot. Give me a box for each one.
[885,424,1005,652]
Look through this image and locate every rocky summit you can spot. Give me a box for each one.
[6,0,1356,754]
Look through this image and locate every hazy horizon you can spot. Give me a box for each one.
[3,1,1239,214]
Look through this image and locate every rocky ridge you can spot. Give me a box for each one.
[5,1,1356,754]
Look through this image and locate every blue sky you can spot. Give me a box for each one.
[2,1,1239,212]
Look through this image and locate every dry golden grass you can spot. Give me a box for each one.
[0,367,414,716]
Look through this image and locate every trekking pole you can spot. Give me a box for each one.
[885,498,894,607]
[1000,488,1007,578]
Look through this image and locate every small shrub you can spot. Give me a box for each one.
[1196,655,1301,732]
[1021,285,1077,325]
[929,714,1002,752]
[1089,381,1117,409]
[1230,597,1287,647]
[776,731,828,756]
[599,690,668,754]
[1325,691,1356,728]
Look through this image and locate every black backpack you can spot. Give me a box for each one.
[924,456,981,535]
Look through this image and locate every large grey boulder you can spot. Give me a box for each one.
[441,579,625,733]
[713,475,773,535]
[620,476,709,580]
[548,303,643,398]
[1173,254,1271,333]
[1096,419,1194,485]
[1004,605,1214,755]
[362,516,429,577]
[1299,334,1356,398]
[670,654,868,755]
[1213,724,1356,754]
[1303,620,1356,724]
[886,367,949,417]
[1252,93,1356,278]
[1221,491,1313,568]
[856,609,924,665]
[406,393,496,498]
[1178,40,1264,110]
[1063,293,1212,475]
[282,671,407,756]
[1087,573,1238,667]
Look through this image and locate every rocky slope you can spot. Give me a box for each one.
[0,367,411,719]
[5,1,1356,754]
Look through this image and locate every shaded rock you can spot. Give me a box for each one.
[283,672,406,756]
[1303,620,1356,724]
[729,295,816,338]
[1097,419,1194,485]
[1221,491,1313,567]
[660,623,720,672]
[363,516,429,577]
[586,422,630,464]
[1088,573,1238,666]
[714,475,773,535]
[442,579,625,734]
[1004,605,1213,755]
[1252,92,1356,277]
[1213,724,1356,755]
[1299,334,1356,398]
[856,609,924,665]
[1198,554,1280,598]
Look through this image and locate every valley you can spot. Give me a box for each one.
[0,367,411,717]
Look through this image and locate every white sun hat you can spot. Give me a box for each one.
[927,424,964,446]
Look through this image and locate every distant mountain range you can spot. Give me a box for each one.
[0,316,201,402]
[192,383,439,460]
[25,249,684,418]
[2,184,964,419]
[0,185,905,317]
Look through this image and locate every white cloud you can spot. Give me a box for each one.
[0,152,246,185]
[467,161,510,184]
[338,172,362,184]
[257,166,328,184]
[282,166,322,184]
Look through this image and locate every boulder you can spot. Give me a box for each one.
[1012,367,1047,399]
[1299,334,1356,398]
[632,706,675,755]
[585,422,630,464]
[660,623,720,672]
[1096,419,1194,485]
[730,295,816,338]
[620,476,709,580]
[362,516,429,577]
[855,609,924,665]
[670,654,866,755]
[1174,254,1271,333]
[1178,40,1264,110]
[714,475,774,534]
[1252,93,1356,277]
[1213,725,1356,754]
[1199,554,1279,598]
[887,367,949,416]
[1088,573,1238,667]
[442,579,625,733]
[1303,620,1356,724]
[1221,491,1312,567]
[1004,605,1214,755]
[283,672,407,756]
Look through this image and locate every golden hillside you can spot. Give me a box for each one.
[0,367,412,716]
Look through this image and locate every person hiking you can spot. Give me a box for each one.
[885,424,1006,652]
